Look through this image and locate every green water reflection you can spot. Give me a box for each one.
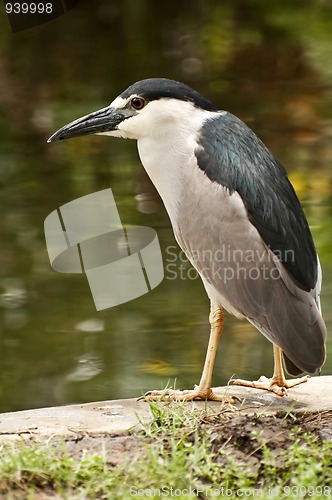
[0,1,331,412]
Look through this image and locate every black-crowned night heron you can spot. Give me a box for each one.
[48,78,327,402]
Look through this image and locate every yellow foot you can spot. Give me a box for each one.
[141,385,236,403]
[230,374,310,397]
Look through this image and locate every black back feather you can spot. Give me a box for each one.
[195,113,318,291]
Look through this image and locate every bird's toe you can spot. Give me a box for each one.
[140,387,237,403]
[230,374,310,397]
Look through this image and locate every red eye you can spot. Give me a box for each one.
[131,97,145,110]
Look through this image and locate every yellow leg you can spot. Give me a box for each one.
[144,302,233,402]
[230,344,310,396]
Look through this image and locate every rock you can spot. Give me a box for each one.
[0,375,330,442]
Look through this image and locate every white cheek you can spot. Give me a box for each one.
[116,118,141,139]
[110,96,128,108]
[118,105,178,140]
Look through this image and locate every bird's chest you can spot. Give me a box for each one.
[138,136,249,256]
[173,170,246,259]
[137,137,195,227]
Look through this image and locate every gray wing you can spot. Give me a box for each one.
[174,169,326,375]
[195,112,318,292]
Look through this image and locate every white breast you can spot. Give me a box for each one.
[136,101,220,228]
[137,120,256,317]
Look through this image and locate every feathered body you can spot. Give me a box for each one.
[131,85,326,376]
[48,78,327,378]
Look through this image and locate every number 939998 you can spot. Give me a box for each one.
[5,3,53,15]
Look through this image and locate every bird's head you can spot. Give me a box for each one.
[48,78,218,143]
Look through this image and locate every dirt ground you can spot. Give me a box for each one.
[1,409,331,499]
[52,409,332,466]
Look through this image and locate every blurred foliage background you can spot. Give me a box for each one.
[0,0,331,412]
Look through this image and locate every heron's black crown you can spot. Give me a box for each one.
[120,78,218,112]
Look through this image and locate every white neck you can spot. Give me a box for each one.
[137,138,189,226]
[135,103,217,227]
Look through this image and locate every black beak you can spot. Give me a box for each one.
[47,105,129,143]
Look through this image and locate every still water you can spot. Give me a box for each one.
[0,1,331,412]
[1,128,331,413]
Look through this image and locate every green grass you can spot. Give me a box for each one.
[0,443,111,498]
[0,403,331,499]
